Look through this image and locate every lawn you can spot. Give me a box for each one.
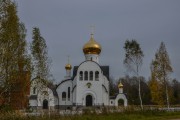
[0,110,180,120]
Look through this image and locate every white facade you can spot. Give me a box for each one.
[29,34,127,110]
[73,61,109,106]
[29,78,58,110]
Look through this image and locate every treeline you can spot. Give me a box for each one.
[110,40,180,107]
[110,76,180,105]
[0,0,51,109]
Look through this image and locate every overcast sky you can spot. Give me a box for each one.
[16,0,180,82]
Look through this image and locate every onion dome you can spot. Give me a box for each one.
[65,64,72,70]
[118,82,123,88]
[83,34,101,55]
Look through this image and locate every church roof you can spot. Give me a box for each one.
[56,79,72,88]
[29,95,37,100]
[47,83,58,97]
[101,66,109,80]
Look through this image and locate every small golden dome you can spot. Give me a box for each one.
[118,82,123,88]
[65,64,72,70]
[83,34,101,55]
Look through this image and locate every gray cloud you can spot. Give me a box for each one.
[16,0,180,81]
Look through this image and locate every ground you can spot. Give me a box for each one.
[0,110,180,120]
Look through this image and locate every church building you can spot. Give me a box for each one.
[29,33,127,110]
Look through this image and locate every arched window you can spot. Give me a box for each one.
[68,87,70,101]
[95,71,99,81]
[62,92,66,101]
[79,71,83,80]
[84,71,88,80]
[90,71,93,81]
[33,87,36,94]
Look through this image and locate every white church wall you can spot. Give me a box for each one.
[115,94,128,107]
[102,86,109,105]
[29,100,37,107]
[109,99,115,106]
[72,77,77,105]
[56,80,72,106]
[37,87,55,107]
[75,61,109,106]
[29,79,56,108]
[102,76,109,105]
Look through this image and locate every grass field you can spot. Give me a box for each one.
[0,110,180,120]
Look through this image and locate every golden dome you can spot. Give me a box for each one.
[83,34,101,54]
[118,82,123,88]
[65,64,72,70]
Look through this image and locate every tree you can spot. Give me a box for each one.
[123,39,144,109]
[149,60,164,105]
[0,0,31,109]
[171,79,180,104]
[30,27,50,81]
[109,77,118,96]
[149,42,173,109]
[119,75,151,105]
[30,27,52,112]
[0,0,21,104]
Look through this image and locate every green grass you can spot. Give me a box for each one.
[0,110,180,120]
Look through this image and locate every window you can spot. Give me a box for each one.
[95,71,99,81]
[33,87,36,94]
[84,71,88,80]
[68,87,70,101]
[90,71,93,81]
[79,71,83,80]
[62,92,66,101]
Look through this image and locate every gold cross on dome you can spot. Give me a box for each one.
[67,55,70,64]
[90,25,95,35]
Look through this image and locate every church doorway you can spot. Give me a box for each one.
[118,99,124,106]
[86,95,93,106]
[43,99,48,109]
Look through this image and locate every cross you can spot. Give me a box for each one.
[90,25,95,35]
[67,55,70,64]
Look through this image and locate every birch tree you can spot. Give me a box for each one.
[149,42,173,109]
[123,39,144,109]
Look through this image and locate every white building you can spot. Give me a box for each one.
[29,33,127,110]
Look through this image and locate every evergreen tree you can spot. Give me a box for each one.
[123,39,144,109]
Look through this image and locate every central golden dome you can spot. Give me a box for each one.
[83,34,101,54]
